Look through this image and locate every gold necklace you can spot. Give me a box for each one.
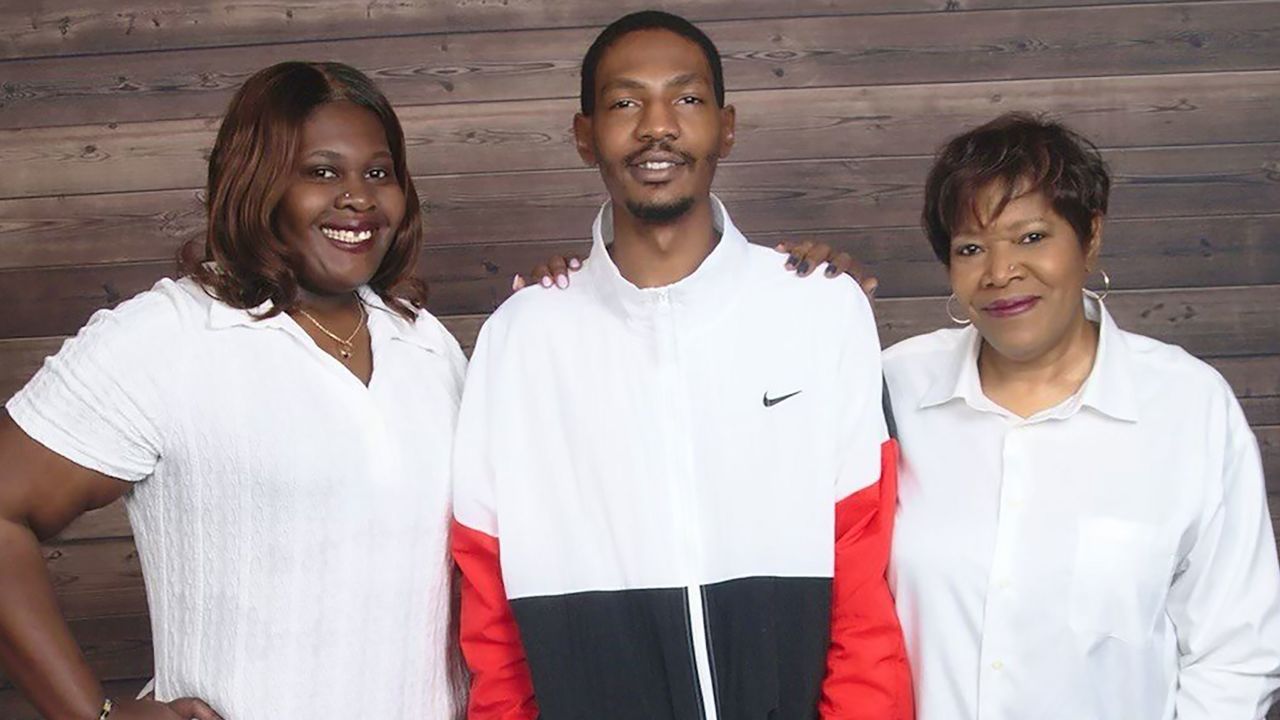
[297,301,367,361]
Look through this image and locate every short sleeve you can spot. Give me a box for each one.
[5,289,182,482]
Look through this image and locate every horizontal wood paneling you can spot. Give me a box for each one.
[1264,427,1280,493]
[6,211,1277,312]
[0,614,150,691]
[1,142,1273,296]
[4,2,1276,129]
[1217,356,1280,426]
[6,70,1279,199]
[0,0,1232,60]
[873,286,1280,357]
[0,0,1275,711]
[41,538,145,619]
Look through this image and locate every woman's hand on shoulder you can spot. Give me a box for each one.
[110,696,223,720]
[513,240,878,298]
[513,254,584,293]
[774,240,878,297]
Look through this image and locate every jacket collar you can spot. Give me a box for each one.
[581,194,750,327]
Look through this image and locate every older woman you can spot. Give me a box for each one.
[0,63,464,720]
[885,113,1280,719]
[543,111,1280,718]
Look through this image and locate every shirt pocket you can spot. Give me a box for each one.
[1067,516,1170,644]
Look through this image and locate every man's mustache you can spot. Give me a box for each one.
[623,142,697,166]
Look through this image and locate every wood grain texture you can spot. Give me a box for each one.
[5,70,1279,199]
[1217,356,1280,426]
[1263,427,1280,493]
[3,208,1279,336]
[0,0,1229,60]
[0,613,150,691]
[3,202,1279,290]
[4,2,1275,129]
[416,143,1280,247]
[3,140,1265,280]
[0,0,1275,709]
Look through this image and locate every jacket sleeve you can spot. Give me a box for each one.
[820,439,914,720]
[1166,392,1280,719]
[451,321,540,720]
[818,286,914,720]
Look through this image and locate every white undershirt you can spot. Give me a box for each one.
[8,277,464,719]
[884,295,1280,720]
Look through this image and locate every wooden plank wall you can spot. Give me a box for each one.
[1,0,1278,715]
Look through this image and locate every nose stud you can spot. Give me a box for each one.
[343,192,352,199]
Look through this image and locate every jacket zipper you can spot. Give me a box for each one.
[655,290,719,720]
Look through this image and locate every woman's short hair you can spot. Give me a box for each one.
[921,112,1111,265]
[183,61,425,319]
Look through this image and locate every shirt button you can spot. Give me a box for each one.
[992,660,1004,671]
[996,578,1012,590]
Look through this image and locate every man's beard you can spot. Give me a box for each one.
[625,195,696,223]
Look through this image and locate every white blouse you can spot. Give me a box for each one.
[7,277,464,719]
[884,295,1280,720]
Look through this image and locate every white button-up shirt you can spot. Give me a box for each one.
[8,277,465,719]
[884,296,1280,720]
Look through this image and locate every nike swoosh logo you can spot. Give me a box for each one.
[762,390,802,407]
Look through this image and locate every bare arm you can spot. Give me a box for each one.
[0,411,128,719]
[0,413,221,720]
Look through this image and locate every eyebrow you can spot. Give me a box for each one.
[303,149,393,161]
[601,72,709,94]
[951,216,1049,241]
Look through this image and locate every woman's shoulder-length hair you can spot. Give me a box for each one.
[182,61,426,320]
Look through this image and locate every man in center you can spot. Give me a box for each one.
[451,11,913,719]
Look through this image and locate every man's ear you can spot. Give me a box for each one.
[1085,214,1104,270]
[718,104,736,159]
[573,113,597,166]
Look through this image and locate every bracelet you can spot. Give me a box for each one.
[97,697,114,720]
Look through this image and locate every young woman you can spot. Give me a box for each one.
[0,62,465,720]
[885,113,1280,719]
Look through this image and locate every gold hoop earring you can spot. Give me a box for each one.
[946,293,971,325]
[1086,268,1111,301]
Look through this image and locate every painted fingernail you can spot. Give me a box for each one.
[569,258,582,270]
[555,274,569,289]
[824,262,839,277]
[796,260,810,274]
[540,275,553,288]
[786,254,800,269]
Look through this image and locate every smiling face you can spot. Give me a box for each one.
[573,28,735,223]
[275,100,406,297]
[949,184,1101,363]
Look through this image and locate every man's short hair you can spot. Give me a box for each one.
[922,112,1111,265]
[580,10,725,116]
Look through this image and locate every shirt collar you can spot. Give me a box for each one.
[206,283,441,354]
[919,292,1139,423]
[581,194,750,326]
